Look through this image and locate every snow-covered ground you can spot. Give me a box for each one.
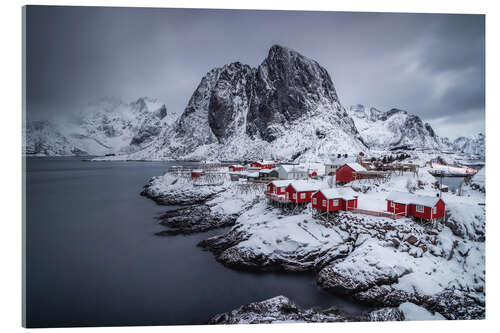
[144,160,485,320]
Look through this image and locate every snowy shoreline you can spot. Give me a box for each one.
[142,165,485,322]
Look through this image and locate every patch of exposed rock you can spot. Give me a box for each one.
[155,205,238,235]
[199,206,353,271]
[353,286,484,320]
[208,295,404,324]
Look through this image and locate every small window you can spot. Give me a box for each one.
[293,193,297,199]
[300,193,306,199]
[333,199,339,206]
[390,202,395,208]
[322,200,326,206]
[280,186,285,192]
[433,206,437,214]
[416,205,424,213]
[312,198,317,205]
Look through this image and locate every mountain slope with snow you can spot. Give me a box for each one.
[122,45,367,161]
[25,120,87,156]
[25,97,171,156]
[452,133,485,157]
[348,104,444,151]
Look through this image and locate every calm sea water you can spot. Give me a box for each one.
[25,157,371,328]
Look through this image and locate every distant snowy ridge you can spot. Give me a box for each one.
[348,104,444,151]
[25,97,171,156]
[452,133,485,157]
[119,45,367,162]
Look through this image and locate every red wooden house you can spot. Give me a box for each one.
[250,161,263,169]
[265,180,291,203]
[385,191,445,221]
[335,163,367,184]
[266,180,290,195]
[228,164,244,172]
[250,160,276,170]
[285,181,321,204]
[191,169,206,178]
[309,170,318,178]
[312,189,358,212]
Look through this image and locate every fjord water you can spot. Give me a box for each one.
[25,157,370,327]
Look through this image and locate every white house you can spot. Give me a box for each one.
[325,156,356,176]
[278,164,309,180]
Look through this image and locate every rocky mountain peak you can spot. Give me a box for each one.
[246,45,344,142]
[145,45,366,161]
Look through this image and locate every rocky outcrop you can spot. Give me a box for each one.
[353,285,484,320]
[208,295,404,324]
[155,205,238,235]
[140,174,228,206]
[198,205,353,272]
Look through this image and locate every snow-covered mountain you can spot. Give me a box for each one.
[452,133,485,157]
[25,120,87,156]
[25,97,171,156]
[348,104,444,151]
[125,45,367,161]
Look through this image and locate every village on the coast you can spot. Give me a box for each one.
[174,151,483,228]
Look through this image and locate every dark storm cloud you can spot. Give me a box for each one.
[25,6,484,138]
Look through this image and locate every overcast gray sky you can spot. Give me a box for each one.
[25,6,484,139]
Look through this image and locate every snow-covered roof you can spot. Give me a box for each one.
[288,181,321,192]
[259,169,276,174]
[346,163,366,172]
[280,164,308,173]
[385,191,441,207]
[327,156,356,166]
[270,180,291,187]
[247,172,260,178]
[316,188,356,200]
[192,169,204,173]
[261,160,275,165]
[229,164,244,168]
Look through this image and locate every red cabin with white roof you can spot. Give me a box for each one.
[312,189,358,212]
[386,191,445,221]
[285,181,321,204]
[191,169,205,178]
[228,164,244,172]
[309,170,318,178]
[251,160,276,170]
[266,180,290,196]
[335,163,367,184]
[250,161,263,169]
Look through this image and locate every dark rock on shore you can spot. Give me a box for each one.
[353,285,485,320]
[198,223,351,272]
[155,204,238,235]
[208,295,404,324]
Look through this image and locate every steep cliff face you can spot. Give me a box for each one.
[246,45,356,142]
[137,45,366,161]
[348,104,444,150]
[208,62,254,142]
